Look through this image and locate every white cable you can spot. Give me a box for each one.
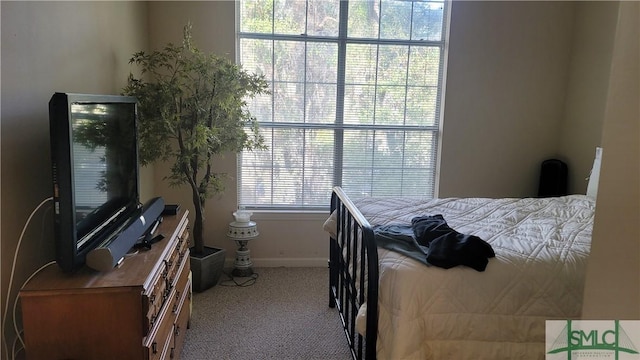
[2,197,53,360]
[11,260,55,360]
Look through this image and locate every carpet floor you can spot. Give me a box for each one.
[180,267,352,360]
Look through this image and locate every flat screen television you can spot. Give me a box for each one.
[49,93,141,272]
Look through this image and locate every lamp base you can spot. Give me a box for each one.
[232,266,254,277]
[232,245,253,277]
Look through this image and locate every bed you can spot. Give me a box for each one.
[326,186,595,360]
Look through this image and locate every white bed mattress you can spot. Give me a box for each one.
[352,195,595,360]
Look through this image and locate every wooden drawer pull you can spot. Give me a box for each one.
[162,262,169,278]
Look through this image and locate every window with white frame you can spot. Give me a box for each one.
[238,0,449,210]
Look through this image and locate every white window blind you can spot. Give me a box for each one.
[238,0,449,210]
[72,143,108,208]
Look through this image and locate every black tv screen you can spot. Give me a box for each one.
[49,93,140,272]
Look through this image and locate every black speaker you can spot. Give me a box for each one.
[538,159,568,197]
[86,197,165,271]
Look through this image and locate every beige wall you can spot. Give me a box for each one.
[582,1,640,319]
[1,1,636,356]
[440,1,574,198]
[0,1,149,357]
[559,2,618,194]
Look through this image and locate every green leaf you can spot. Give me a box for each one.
[122,22,270,252]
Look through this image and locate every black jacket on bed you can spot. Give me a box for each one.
[373,215,495,272]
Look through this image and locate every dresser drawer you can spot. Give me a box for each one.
[144,221,189,335]
[151,320,174,360]
[144,260,168,333]
[167,232,189,287]
[172,279,191,359]
[145,229,191,359]
[170,258,190,317]
[145,284,179,360]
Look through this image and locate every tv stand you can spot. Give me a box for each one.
[20,210,191,360]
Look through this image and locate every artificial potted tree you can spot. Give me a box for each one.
[123,23,269,292]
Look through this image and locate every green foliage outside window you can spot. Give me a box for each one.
[239,0,447,208]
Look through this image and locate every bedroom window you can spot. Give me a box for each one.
[238,0,449,210]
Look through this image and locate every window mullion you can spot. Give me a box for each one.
[302,40,308,205]
[400,46,411,196]
[333,0,349,188]
[270,36,276,207]
[370,44,381,196]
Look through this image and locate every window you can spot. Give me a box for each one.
[238,0,449,210]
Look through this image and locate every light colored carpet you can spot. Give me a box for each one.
[180,267,352,360]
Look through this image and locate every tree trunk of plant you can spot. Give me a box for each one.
[192,190,205,255]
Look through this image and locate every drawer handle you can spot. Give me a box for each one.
[175,325,181,336]
[150,294,156,304]
[152,341,158,354]
[170,347,176,359]
[163,261,169,278]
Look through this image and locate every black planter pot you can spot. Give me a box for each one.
[190,246,226,292]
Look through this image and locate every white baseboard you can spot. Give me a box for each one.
[224,257,328,268]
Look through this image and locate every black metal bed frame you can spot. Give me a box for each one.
[329,187,379,360]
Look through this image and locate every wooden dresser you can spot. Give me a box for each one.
[20,211,191,360]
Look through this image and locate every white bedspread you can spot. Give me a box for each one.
[353,195,594,360]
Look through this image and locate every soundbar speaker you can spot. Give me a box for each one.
[86,197,165,271]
